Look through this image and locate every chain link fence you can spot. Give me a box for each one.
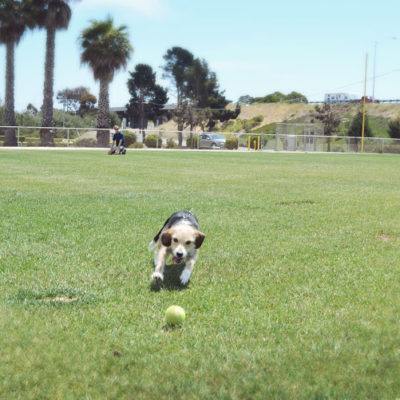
[1,125,400,154]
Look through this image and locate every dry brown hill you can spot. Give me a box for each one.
[158,103,400,131]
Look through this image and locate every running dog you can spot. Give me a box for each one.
[148,211,206,285]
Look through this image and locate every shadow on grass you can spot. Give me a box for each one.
[149,262,189,292]
[162,324,183,332]
[8,287,96,306]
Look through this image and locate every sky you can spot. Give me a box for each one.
[1,0,400,111]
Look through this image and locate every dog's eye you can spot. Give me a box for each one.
[173,238,178,243]
[185,240,191,245]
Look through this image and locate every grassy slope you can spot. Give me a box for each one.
[0,150,399,399]
[205,103,400,136]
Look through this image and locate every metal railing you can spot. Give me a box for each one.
[1,126,399,154]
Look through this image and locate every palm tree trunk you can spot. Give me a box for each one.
[96,77,111,147]
[4,41,17,146]
[139,93,145,141]
[176,86,183,147]
[40,27,55,146]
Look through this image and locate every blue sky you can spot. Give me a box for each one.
[1,0,400,111]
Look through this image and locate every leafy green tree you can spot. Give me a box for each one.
[57,86,96,114]
[182,57,239,131]
[314,103,341,152]
[0,0,33,145]
[126,64,168,140]
[347,110,372,151]
[33,0,75,146]
[388,118,400,139]
[79,17,133,146]
[162,47,194,107]
[26,103,39,115]
[163,47,238,135]
[347,110,372,137]
[183,58,212,106]
[162,47,194,141]
[237,95,253,105]
[253,91,308,104]
[253,91,285,103]
[286,91,308,103]
[173,102,211,134]
[79,92,97,115]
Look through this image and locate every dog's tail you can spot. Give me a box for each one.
[148,239,156,252]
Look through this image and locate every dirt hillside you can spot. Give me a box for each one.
[158,103,400,131]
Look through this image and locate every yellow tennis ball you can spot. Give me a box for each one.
[165,305,185,325]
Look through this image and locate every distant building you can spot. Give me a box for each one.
[324,93,356,103]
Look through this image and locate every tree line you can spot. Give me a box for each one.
[1,1,239,147]
[238,91,308,105]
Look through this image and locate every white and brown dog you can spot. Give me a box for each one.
[148,211,205,285]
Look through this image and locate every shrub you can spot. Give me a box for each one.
[132,142,144,148]
[186,134,199,148]
[166,138,178,149]
[225,136,238,150]
[144,134,162,148]
[74,137,97,147]
[123,131,137,147]
[388,118,400,139]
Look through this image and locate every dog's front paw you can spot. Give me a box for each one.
[151,272,164,282]
[180,269,191,285]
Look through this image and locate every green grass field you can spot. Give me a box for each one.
[1,149,399,399]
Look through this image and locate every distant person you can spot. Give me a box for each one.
[108,125,126,155]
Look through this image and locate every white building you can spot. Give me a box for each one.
[324,93,356,103]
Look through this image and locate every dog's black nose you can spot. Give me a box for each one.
[176,252,183,258]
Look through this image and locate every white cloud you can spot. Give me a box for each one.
[80,0,167,19]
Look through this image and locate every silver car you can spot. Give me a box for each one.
[199,134,226,149]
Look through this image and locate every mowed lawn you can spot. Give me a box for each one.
[0,149,399,400]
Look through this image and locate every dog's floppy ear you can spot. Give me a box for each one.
[161,229,173,247]
[195,231,206,248]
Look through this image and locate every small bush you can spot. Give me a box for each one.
[123,131,137,147]
[166,138,178,149]
[225,136,238,150]
[186,135,199,148]
[132,142,144,148]
[74,137,97,147]
[144,134,162,148]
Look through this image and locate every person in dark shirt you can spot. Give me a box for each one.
[108,125,126,155]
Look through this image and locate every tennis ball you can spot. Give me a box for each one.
[165,305,185,325]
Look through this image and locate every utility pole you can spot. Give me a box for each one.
[361,53,368,153]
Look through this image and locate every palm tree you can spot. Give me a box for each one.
[0,0,31,146]
[79,17,133,147]
[34,0,72,146]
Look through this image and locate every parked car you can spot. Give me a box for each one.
[353,96,379,103]
[199,134,226,149]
